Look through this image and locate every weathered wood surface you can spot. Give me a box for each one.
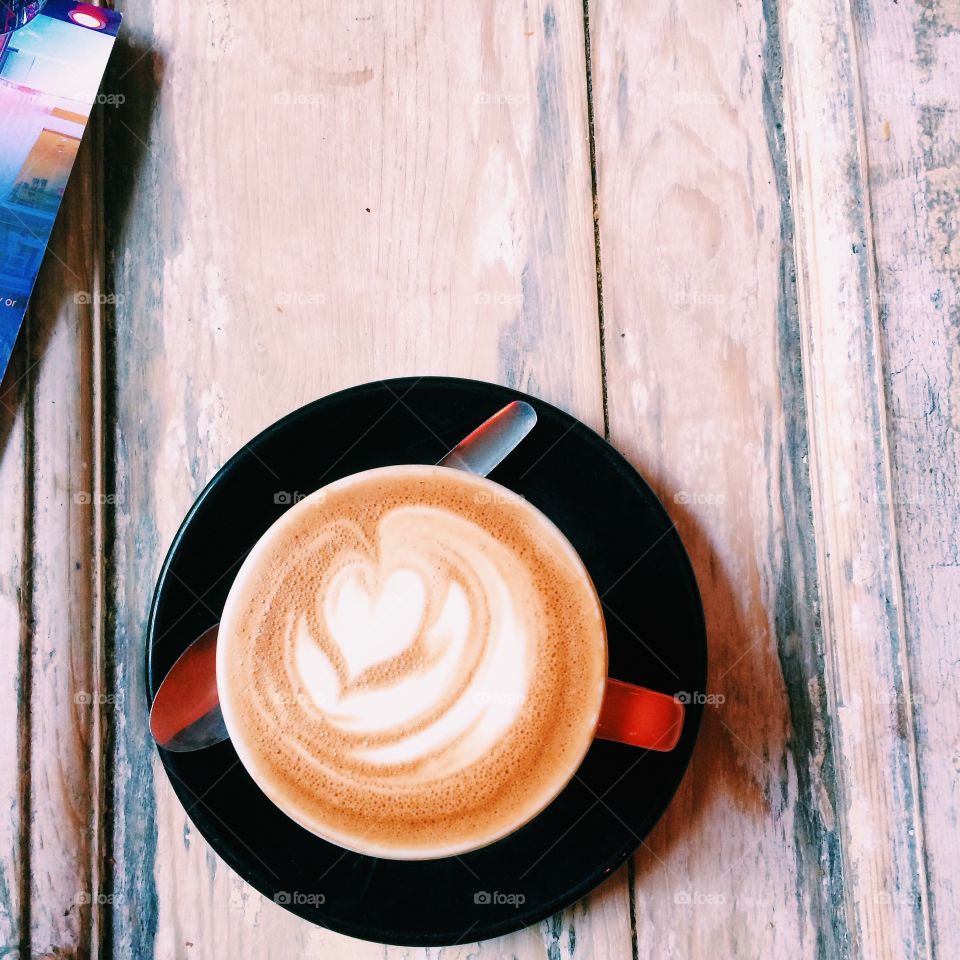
[105,1,616,958]
[0,0,957,956]
[853,0,960,952]
[778,0,931,955]
[0,279,28,956]
[591,0,848,955]
[24,140,107,959]
[0,122,107,959]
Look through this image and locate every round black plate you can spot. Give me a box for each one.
[147,376,707,946]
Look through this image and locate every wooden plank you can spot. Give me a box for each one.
[0,326,28,956]
[851,0,960,952]
[20,122,108,958]
[0,122,109,958]
[777,0,932,956]
[105,1,614,957]
[590,0,849,955]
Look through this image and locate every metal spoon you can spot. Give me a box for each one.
[149,399,537,751]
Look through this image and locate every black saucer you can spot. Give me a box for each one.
[147,376,707,946]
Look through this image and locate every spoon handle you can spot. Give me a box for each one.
[436,400,536,477]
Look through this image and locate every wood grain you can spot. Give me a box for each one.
[104,1,611,957]
[590,0,848,955]
[0,311,28,957]
[852,0,960,953]
[779,0,934,954]
[0,0,956,955]
[0,125,108,957]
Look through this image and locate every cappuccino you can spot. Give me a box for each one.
[218,465,607,858]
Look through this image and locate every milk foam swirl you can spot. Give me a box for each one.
[288,506,534,777]
[218,466,607,858]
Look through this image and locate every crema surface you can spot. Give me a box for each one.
[218,465,606,858]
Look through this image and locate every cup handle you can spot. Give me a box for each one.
[595,678,685,751]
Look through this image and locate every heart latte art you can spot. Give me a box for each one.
[218,466,607,858]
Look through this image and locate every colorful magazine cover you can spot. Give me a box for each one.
[0,0,121,378]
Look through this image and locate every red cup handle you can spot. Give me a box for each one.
[595,678,685,752]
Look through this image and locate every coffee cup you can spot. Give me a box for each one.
[217,464,684,859]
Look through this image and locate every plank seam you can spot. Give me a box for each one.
[626,857,639,960]
[91,8,118,955]
[88,102,111,960]
[581,0,610,442]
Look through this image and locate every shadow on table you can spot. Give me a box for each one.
[630,478,792,883]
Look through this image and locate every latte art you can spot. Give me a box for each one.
[288,506,533,775]
[218,466,607,858]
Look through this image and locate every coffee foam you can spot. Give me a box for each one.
[218,465,607,858]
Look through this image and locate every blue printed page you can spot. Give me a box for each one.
[0,1,121,377]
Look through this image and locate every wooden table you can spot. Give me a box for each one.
[1,0,956,957]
